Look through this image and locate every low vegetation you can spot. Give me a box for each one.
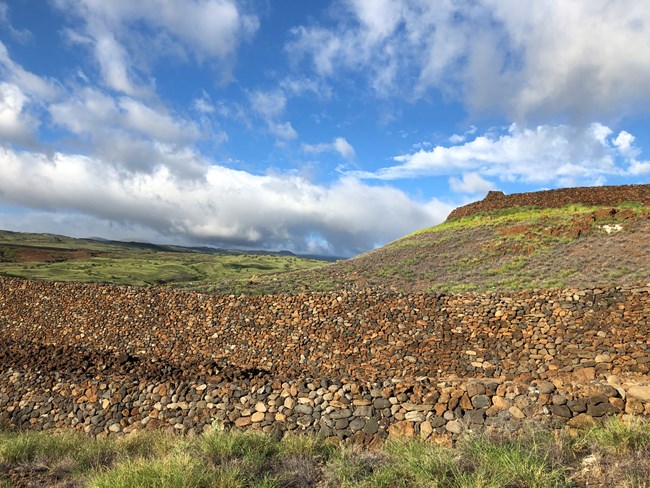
[236,202,649,294]
[1,419,649,487]
[0,230,325,290]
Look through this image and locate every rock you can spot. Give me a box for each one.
[404,411,425,422]
[420,420,433,439]
[471,395,491,409]
[294,404,313,415]
[567,414,596,429]
[538,382,556,394]
[491,396,510,410]
[235,417,252,428]
[445,420,463,434]
[251,412,265,423]
[587,402,615,417]
[349,418,366,431]
[363,418,379,435]
[466,383,486,397]
[509,406,525,419]
[373,398,392,409]
[627,385,650,403]
[549,405,571,418]
[334,419,349,430]
[388,421,415,437]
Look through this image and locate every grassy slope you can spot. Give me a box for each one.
[1,419,649,487]
[1,203,649,294]
[233,203,650,294]
[0,230,325,289]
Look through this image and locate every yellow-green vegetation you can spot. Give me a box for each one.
[0,254,323,288]
[407,202,645,237]
[1,419,649,487]
[0,230,325,290]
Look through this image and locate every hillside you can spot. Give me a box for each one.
[228,187,650,295]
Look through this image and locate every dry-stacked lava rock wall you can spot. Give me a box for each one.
[1,277,649,442]
[447,184,650,220]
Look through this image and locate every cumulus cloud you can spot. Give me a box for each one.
[55,0,259,93]
[47,87,206,177]
[287,0,650,121]
[0,83,37,144]
[303,137,356,160]
[449,173,494,194]
[350,123,643,186]
[0,146,453,256]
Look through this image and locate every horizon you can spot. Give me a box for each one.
[1,1,650,257]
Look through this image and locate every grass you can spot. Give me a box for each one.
[1,419,649,487]
[407,202,646,237]
[0,234,325,290]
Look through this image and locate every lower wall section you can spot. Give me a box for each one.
[2,371,649,443]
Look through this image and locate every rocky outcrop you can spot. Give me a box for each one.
[447,184,650,220]
[1,277,649,442]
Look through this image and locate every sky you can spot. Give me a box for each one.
[0,0,649,257]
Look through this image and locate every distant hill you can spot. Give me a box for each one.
[0,229,327,288]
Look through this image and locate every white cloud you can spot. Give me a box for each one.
[192,93,215,114]
[448,134,465,144]
[612,131,639,159]
[449,173,494,194]
[0,146,453,256]
[288,0,650,121]
[0,42,58,99]
[55,0,259,94]
[628,160,650,175]
[351,123,642,185]
[48,87,206,177]
[92,30,144,96]
[303,137,356,160]
[249,89,297,140]
[0,83,36,144]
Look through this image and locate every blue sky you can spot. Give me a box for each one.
[0,0,649,256]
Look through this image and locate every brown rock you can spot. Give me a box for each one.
[566,413,596,429]
[627,385,650,403]
[388,420,415,437]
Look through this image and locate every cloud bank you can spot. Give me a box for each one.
[0,146,451,256]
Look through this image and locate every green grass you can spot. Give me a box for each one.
[0,249,324,290]
[2,419,649,487]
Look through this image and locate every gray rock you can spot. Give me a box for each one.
[335,419,349,430]
[373,398,392,409]
[471,395,491,409]
[549,405,571,418]
[349,418,366,431]
[294,404,313,415]
[363,418,379,435]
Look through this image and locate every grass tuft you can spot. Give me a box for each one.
[87,453,218,488]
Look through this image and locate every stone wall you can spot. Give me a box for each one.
[1,277,649,442]
[447,184,650,221]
